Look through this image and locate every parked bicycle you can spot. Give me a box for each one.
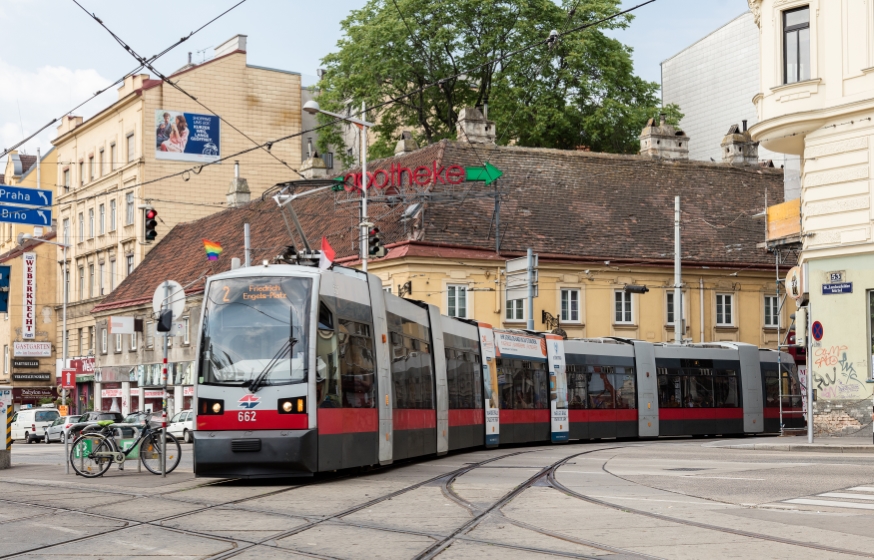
[69,413,181,477]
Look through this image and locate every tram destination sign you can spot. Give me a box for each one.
[822,282,853,295]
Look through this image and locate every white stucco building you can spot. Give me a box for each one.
[662,11,801,199]
[749,0,874,428]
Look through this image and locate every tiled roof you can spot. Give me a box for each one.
[94,141,784,313]
[17,154,37,176]
[0,231,57,263]
[0,174,4,184]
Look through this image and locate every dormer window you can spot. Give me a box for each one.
[784,7,810,84]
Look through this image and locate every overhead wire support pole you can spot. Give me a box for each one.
[776,251,783,435]
[674,196,682,344]
[361,101,369,272]
[161,281,169,478]
[527,248,534,331]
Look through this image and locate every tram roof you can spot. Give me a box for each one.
[93,139,787,314]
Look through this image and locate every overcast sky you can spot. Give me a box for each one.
[0,0,749,168]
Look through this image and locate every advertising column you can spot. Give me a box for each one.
[545,334,569,443]
[477,323,499,447]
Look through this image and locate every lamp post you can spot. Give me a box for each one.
[20,233,70,472]
[303,100,375,271]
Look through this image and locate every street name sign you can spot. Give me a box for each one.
[822,282,852,295]
[0,185,52,207]
[0,206,52,227]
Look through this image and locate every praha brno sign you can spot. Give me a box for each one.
[22,252,36,339]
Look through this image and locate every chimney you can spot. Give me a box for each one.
[394,131,419,156]
[214,34,247,59]
[300,153,328,179]
[226,160,251,207]
[720,123,759,165]
[117,74,150,100]
[56,115,84,136]
[456,107,496,145]
[639,115,689,160]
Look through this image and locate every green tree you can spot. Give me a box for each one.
[316,0,681,164]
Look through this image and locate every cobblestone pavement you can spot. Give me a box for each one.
[2,436,874,559]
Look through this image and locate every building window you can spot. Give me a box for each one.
[78,266,84,300]
[784,6,810,84]
[63,169,70,192]
[764,295,779,327]
[88,326,94,354]
[716,293,734,326]
[109,200,116,231]
[561,289,580,322]
[109,258,116,291]
[63,218,70,246]
[99,148,104,176]
[115,333,122,353]
[506,298,524,321]
[125,192,134,225]
[101,328,108,354]
[79,162,84,186]
[77,327,83,356]
[78,213,84,241]
[99,262,105,295]
[667,292,676,325]
[88,264,94,298]
[64,270,70,303]
[146,321,154,348]
[447,285,467,318]
[88,209,94,238]
[130,331,137,351]
[89,156,94,181]
[99,204,105,234]
[126,133,135,162]
[614,290,632,324]
[110,143,117,170]
[126,254,134,276]
[182,316,190,345]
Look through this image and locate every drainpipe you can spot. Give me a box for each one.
[699,277,705,342]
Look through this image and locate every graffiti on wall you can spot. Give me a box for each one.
[812,345,871,399]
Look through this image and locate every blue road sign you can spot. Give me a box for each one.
[0,184,52,208]
[822,282,853,295]
[0,206,52,227]
[0,266,9,314]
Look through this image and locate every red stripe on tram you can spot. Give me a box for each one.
[659,408,743,421]
[448,409,484,427]
[197,410,308,431]
[500,409,550,424]
[568,409,638,423]
[392,409,437,431]
[317,408,378,435]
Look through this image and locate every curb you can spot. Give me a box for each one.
[717,443,874,453]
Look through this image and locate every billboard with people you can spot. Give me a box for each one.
[155,110,220,162]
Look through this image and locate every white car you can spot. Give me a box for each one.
[167,409,194,443]
[10,406,60,444]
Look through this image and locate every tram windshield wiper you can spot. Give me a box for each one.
[246,337,297,392]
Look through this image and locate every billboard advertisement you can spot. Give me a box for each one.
[545,334,569,443]
[477,323,500,447]
[155,110,220,163]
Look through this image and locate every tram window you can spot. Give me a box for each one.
[446,348,459,409]
[782,366,802,408]
[471,354,483,408]
[613,369,636,409]
[390,332,434,409]
[588,366,616,409]
[567,365,587,409]
[338,319,376,408]
[318,302,334,330]
[316,303,341,408]
[713,375,739,407]
[684,375,714,408]
[764,370,779,407]
[657,370,683,408]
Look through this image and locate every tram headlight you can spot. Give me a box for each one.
[278,397,306,414]
[198,398,224,415]
[212,402,222,414]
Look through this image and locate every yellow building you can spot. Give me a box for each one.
[50,34,303,365]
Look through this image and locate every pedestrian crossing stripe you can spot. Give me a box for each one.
[784,499,874,511]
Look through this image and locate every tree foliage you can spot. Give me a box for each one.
[317,0,681,164]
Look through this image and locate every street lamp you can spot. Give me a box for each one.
[19,233,71,473]
[303,100,376,271]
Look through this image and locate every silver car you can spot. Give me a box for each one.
[43,415,82,444]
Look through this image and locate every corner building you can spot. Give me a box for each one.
[51,35,302,386]
[749,0,874,430]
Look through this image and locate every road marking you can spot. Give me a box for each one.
[848,486,874,493]
[588,496,713,505]
[684,476,765,481]
[784,499,874,511]
[817,492,874,501]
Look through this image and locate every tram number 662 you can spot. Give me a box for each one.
[238,411,257,422]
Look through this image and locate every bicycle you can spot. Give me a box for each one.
[69,416,181,478]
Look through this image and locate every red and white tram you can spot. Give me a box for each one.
[193,264,802,478]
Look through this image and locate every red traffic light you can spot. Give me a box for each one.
[369,227,380,236]
[146,209,157,220]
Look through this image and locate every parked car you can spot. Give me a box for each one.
[10,406,60,443]
[43,415,82,444]
[68,411,126,440]
[167,410,194,443]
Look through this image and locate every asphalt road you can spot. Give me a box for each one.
[1,437,873,559]
[8,437,195,471]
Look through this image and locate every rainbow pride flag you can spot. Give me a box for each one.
[203,239,223,261]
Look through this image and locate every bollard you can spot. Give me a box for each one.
[6,406,11,450]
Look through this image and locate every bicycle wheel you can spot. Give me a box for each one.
[69,433,114,478]
[140,431,182,475]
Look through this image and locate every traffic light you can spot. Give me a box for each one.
[156,310,172,332]
[368,227,386,258]
[144,208,158,241]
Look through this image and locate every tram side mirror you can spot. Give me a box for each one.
[157,310,173,332]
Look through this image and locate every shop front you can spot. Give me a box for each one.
[12,387,58,410]
[91,361,195,415]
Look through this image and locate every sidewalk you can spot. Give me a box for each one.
[711,434,874,453]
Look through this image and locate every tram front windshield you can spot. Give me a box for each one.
[200,276,312,387]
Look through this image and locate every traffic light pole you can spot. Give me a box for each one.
[360,101,369,273]
[160,281,168,478]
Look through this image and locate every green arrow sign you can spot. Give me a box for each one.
[465,163,503,185]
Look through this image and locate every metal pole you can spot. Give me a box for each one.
[776,252,783,435]
[63,243,69,474]
[808,301,814,443]
[494,181,500,256]
[160,281,169,477]
[360,102,369,272]
[674,196,682,344]
[526,248,534,330]
[244,223,251,267]
[36,147,41,190]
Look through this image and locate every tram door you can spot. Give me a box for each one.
[545,334,568,443]
[477,324,499,447]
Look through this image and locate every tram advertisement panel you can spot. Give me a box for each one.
[545,334,569,443]
[477,323,499,447]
